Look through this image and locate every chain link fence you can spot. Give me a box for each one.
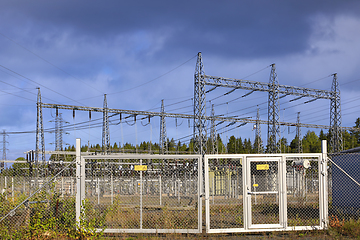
[0,153,202,237]
[205,156,244,230]
[0,159,78,239]
[4,145,350,236]
[286,156,320,227]
[328,152,360,222]
[82,154,202,234]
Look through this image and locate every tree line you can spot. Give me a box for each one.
[62,117,360,154]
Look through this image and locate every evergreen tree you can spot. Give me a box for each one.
[349,117,360,147]
[216,134,226,153]
[279,137,290,153]
[253,135,263,153]
[227,136,236,153]
[302,131,321,153]
[237,137,244,153]
[343,130,357,150]
[244,138,252,153]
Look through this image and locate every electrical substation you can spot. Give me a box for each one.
[1,52,359,234]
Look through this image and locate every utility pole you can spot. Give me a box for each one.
[255,107,263,153]
[1,130,8,171]
[102,94,110,154]
[194,52,207,155]
[296,112,303,153]
[330,73,343,153]
[267,63,280,153]
[35,87,45,163]
[160,99,167,154]
[210,104,218,154]
[54,113,66,151]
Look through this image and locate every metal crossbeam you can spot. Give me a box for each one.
[42,102,358,131]
[203,75,334,99]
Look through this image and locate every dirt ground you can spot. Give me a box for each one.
[102,231,338,240]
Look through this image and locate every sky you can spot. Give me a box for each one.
[0,0,360,161]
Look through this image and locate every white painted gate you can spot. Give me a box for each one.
[205,152,328,233]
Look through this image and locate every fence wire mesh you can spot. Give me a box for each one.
[0,159,77,238]
[1,151,340,236]
[328,152,360,222]
[205,154,323,232]
[83,155,201,232]
[285,156,320,227]
[206,157,243,229]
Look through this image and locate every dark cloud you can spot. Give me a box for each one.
[0,0,360,159]
[2,0,360,60]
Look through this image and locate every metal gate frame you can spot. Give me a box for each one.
[75,139,202,234]
[204,141,328,233]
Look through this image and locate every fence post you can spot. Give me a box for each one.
[76,138,84,228]
[320,140,328,229]
[204,155,210,233]
[159,174,162,206]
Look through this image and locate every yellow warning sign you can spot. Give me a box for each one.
[134,165,147,171]
[256,164,269,170]
[253,184,258,187]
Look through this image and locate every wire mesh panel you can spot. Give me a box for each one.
[285,156,320,227]
[205,153,324,233]
[205,156,244,231]
[328,152,360,222]
[0,160,77,239]
[82,154,201,233]
[249,159,280,226]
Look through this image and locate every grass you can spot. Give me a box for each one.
[1,186,359,239]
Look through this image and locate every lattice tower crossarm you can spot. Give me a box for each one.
[194,52,207,155]
[330,73,343,153]
[42,102,360,131]
[203,75,334,99]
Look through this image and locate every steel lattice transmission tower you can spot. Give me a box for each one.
[102,94,110,153]
[160,99,168,154]
[267,64,280,153]
[330,73,343,153]
[194,52,207,155]
[1,130,8,170]
[255,107,263,153]
[296,112,303,153]
[210,104,218,154]
[36,87,45,163]
[54,113,65,151]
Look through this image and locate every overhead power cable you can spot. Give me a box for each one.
[0,64,87,106]
[0,31,103,94]
[107,54,197,96]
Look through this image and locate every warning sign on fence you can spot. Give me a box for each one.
[134,165,147,171]
[256,164,269,170]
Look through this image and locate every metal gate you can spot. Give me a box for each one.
[205,151,328,233]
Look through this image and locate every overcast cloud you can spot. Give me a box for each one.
[0,0,359,160]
